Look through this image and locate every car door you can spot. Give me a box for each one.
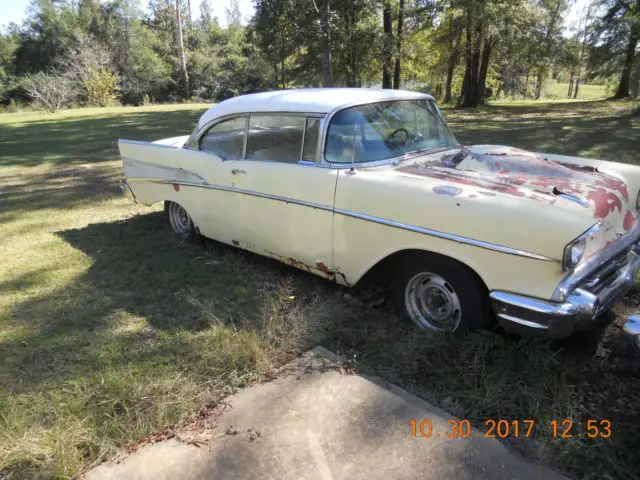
[182,115,248,245]
[227,114,340,279]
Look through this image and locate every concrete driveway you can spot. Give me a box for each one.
[87,347,568,480]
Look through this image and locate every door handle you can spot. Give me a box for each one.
[231,169,246,175]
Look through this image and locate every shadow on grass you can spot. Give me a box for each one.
[0,108,206,168]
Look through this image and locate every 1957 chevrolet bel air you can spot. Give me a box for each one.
[118,88,640,338]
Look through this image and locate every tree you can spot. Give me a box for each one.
[533,0,567,99]
[382,1,393,88]
[24,70,74,111]
[459,0,486,107]
[393,0,405,89]
[319,0,333,86]
[589,0,640,99]
[60,33,119,106]
[175,0,190,98]
[13,0,78,75]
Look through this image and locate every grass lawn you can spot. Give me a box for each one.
[541,82,606,101]
[1,100,639,480]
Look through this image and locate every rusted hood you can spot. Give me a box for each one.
[397,144,635,237]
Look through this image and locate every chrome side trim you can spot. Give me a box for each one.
[552,217,640,301]
[118,138,181,150]
[122,157,208,184]
[126,178,334,212]
[126,177,557,262]
[332,207,557,261]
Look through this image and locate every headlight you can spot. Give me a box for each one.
[563,240,586,270]
[562,223,600,271]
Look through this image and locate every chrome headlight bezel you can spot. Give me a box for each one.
[562,223,601,271]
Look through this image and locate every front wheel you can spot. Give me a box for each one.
[391,254,490,334]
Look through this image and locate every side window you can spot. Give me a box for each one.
[246,115,305,163]
[302,118,320,162]
[199,117,247,160]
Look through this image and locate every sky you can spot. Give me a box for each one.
[1,0,591,36]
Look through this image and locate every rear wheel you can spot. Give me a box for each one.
[391,253,490,335]
[164,201,199,242]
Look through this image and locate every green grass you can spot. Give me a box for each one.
[542,82,606,101]
[1,100,639,480]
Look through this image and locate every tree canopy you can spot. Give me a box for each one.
[0,0,637,110]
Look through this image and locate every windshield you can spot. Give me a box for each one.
[325,99,458,164]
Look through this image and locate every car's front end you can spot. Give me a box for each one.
[390,142,640,339]
[483,149,640,338]
[491,221,640,338]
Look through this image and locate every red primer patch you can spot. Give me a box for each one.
[316,261,330,274]
[624,211,635,230]
[587,188,622,218]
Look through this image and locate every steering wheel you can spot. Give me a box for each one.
[386,128,410,147]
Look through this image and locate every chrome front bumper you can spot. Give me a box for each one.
[490,249,640,339]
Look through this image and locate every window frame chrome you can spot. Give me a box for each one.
[195,111,325,166]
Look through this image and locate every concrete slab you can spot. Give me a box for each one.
[87,347,567,480]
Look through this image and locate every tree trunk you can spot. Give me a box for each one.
[444,31,462,103]
[524,69,529,99]
[281,60,286,89]
[613,28,639,99]
[382,1,393,89]
[567,74,574,97]
[477,38,492,104]
[393,0,405,89]
[573,76,580,99]
[273,62,279,87]
[534,68,543,100]
[460,19,482,107]
[175,0,189,98]
[344,8,359,87]
[321,0,333,87]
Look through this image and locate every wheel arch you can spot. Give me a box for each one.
[353,248,490,292]
[164,199,202,239]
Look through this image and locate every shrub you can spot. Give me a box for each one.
[84,66,119,107]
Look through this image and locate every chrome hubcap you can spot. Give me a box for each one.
[168,202,191,235]
[404,272,462,331]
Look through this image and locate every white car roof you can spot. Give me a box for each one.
[197,88,435,129]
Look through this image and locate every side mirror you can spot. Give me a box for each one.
[623,314,640,350]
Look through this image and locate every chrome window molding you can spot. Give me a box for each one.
[299,117,308,162]
[552,217,640,301]
[126,177,558,262]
